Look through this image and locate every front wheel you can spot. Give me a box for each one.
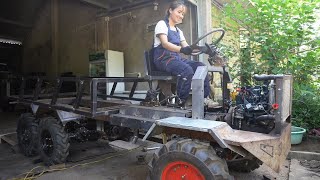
[38,117,70,165]
[148,139,232,180]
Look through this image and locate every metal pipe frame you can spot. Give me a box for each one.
[11,76,149,118]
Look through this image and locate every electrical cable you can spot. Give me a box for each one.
[10,142,157,180]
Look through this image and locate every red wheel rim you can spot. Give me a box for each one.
[161,161,205,180]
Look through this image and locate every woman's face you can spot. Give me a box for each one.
[169,5,186,24]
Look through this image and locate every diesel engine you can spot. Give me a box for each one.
[227,79,278,133]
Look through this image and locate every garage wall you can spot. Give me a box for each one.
[58,1,99,77]
[23,0,99,78]
[22,2,52,76]
[22,0,196,90]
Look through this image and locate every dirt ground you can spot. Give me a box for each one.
[300,159,320,173]
[291,136,320,153]
[291,136,320,176]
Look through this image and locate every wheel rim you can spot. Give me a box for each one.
[41,130,54,156]
[162,161,205,180]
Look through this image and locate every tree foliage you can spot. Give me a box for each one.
[217,0,320,130]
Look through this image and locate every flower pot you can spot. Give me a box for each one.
[291,126,306,145]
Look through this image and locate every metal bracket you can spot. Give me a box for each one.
[142,123,157,141]
[56,110,82,124]
[31,104,39,114]
[208,129,247,157]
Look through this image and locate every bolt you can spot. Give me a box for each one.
[142,147,160,152]
[136,155,146,165]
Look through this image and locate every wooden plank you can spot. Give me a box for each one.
[0,132,17,146]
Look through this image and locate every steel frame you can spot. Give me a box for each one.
[10,76,149,118]
[10,72,292,173]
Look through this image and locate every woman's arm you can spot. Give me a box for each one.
[158,34,185,53]
[180,40,189,48]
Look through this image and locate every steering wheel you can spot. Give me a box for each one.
[190,28,225,56]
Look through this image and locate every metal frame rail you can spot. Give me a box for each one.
[10,76,149,118]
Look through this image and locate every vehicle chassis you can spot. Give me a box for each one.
[10,66,293,177]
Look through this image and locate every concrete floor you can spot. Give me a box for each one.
[0,110,319,180]
[0,142,289,180]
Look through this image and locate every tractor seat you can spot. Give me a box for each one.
[144,49,174,81]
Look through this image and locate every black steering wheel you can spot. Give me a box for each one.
[190,28,225,56]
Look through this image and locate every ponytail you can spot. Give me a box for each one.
[164,12,169,23]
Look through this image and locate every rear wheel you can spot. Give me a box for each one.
[149,139,232,180]
[17,113,38,157]
[38,117,69,165]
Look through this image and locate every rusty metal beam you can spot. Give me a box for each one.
[80,0,110,9]
[0,17,32,28]
[97,0,152,16]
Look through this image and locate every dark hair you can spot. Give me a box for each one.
[165,0,186,22]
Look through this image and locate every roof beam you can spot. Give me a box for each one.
[0,17,32,28]
[99,0,152,16]
[80,0,110,9]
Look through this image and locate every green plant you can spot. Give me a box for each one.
[216,0,320,130]
[292,83,320,130]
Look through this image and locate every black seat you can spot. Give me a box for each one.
[143,49,176,97]
[143,49,188,103]
[144,49,174,80]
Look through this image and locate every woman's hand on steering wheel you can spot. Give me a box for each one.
[190,28,225,56]
[191,44,210,55]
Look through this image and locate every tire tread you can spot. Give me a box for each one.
[149,139,232,179]
[17,113,38,157]
[38,117,69,165]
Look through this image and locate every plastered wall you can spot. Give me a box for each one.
[22,0,196,90]
[22,1,52,76]
[23,0,98,78]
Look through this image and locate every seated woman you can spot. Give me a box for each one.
[153,0,217,107]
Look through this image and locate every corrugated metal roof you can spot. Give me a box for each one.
[0,38,22,45]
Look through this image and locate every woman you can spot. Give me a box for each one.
[153,0,217,107]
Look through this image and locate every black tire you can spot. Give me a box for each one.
[16,113,39,157]
[149,139,232,180]
[227,157,262,172]
[38,117,70,165]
